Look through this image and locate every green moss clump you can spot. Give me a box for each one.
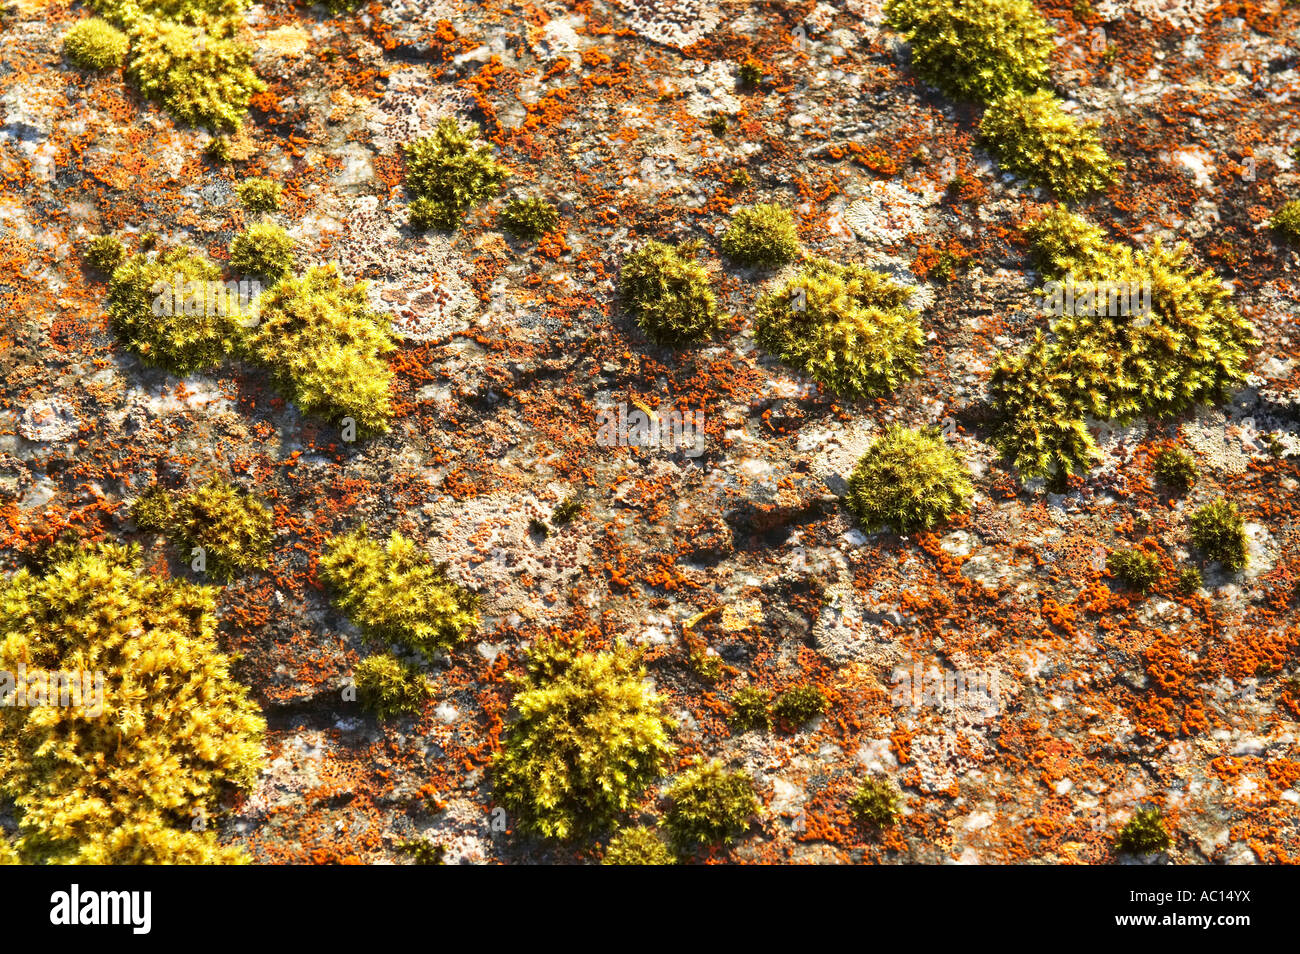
[235,177,282,213]
[1024,204,1108,278]
[319,529,480,660]
[83,234,126,273]
[228,221,295,281]
[354,652,431,719]
[1115,807,1172,854]
[493,639,675,841]
[847,425,973,533]
[88,0,251,27]
[499,196,561,240]
[849,777,902,827]
[737,57,764,88]
[63,18,129,70]
[1106,548,1161,593]
[1176,565,1202,594]
[240,265,396,435]
[602,826,675,865]
[979,90,1119,202]
[107,246,246,375]
[126,15,264,132]
[883,0,1055,103]
[620,240,719,346]
[1189,500,1248,571]
[0,543,264,864]
[1152,447,1196,492]
[755,256,922,399]
[403,118,509,231]
[133,477,273,580]
[665,760,759,848]
[728,686,772,732]
[721,203,801,268]
[991,239,1257,480]
[772,684,829,728]
[1271,199,1300,244]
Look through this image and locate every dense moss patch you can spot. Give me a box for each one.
[847,426,973,533]
[755,256,922,400]
[319,529,480,659]
[403,118,509,231]
[228,221,295,281]
[493,639,675,841]
[63,18,129,70]
[0,543,265,863]
[132,477,273,580]
[1189,500,1248,571]
[664,760,759,848]
[721,203,801,268]
[849,777,902,827]
[354,653,432,719]
[602,826,675,865]
[620,240,719,346]
[980,90,1119,202]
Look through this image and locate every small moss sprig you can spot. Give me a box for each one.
[755,256,922,400]
[354,653,431,719]
[720,203,800,268]
[63,17,129,70]
[883,0,1055,103]
[1189,500,1248,571]
[319,529,480,660]
[493,639,675,841]
[403,118,509,231]
[728,686,772,732]
[602,826,675,865]
[228,221,295,281]
[499,196,560,240]
[133,477,273,580]
[664,761,759,849]
[1115,807,1172,854]
[1271,199,1300,245]
[240,264,396,435]
[849,777,902,827]
[1152,447,1196,492]
[1023,204,1107,278]
[772,684,828,729]
[979,90,1120,202]
[235,177,282,213]
[1106,548,1161,593]
[83,234,126,273]
[847,425,973,533]
[620,239,719,346]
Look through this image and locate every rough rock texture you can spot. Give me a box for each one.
[1,0,1298,865]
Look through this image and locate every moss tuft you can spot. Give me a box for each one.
[979,90,1119,202]
[228,220,295,281]
[63,17,129,70]
[0,543,264,863]
[602,825,675,865]
[354,652,431,719]
[107,246,246,376]
[720,203,801,268]
[849,777,902,827]
[1271,199,1300,244]
[240,264,396,435]
[1152,447,1196,492]
[319,529,480,660]
[847,425,973,533]
[1115,807,1171,854]
[883,0,1055,103]
[664,760,759,848]
[493,639,675,841]
[620,240,719,346]
[728,686,772,732]
[755,256,922,399]
[235,177,282,213]
[133,477,273,580]
[83,234,127,273]
[1189,500,1248,572]
[126,15,265,132]
[772,684,829,729]
[499,196,561,240]
[1106,548,1161,593]
[1023,204,1107,278]
[403,118,509,231]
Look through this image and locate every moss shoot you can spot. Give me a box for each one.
[979,90,1120,202]
[132,477,273,580]
[602,826,675,865]
[620,239,719,346]
[235,177,282,213]
[1115,807,1172,854]
[665,760,759,849]
[849,777,902,827]
[847,425,973,533]
[354,653,432,719]
[63,17,129,70]
[721,203,801,268]
[228,221,295,281]
[493,639,675,841]
[499,196,561,240]
[1189,500,1248,572]
[755,256,922,400]
[319,529,480,660]
[1106,548,1161,593]
[403,118,509,231]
